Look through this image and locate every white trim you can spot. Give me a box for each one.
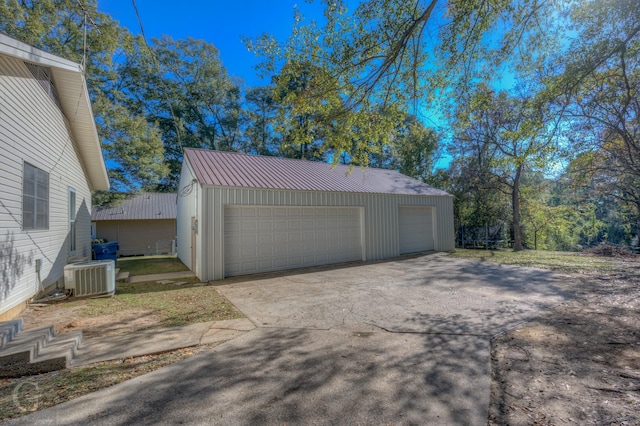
[68,187,77,255]
[0,34,80,72]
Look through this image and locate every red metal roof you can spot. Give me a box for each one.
[184,148,450,196]
[92,192,177,221]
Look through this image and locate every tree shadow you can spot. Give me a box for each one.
[489,269,640,424]
[0,232,33,307]
[19,326,491,425]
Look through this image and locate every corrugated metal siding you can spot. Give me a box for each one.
[176,161,198,276]
[0,55,94,315]
[197,186,454,281]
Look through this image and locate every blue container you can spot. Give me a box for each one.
[92,242,119,264]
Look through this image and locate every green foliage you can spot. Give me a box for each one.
[0,0,170,192]
[387,116,439,181]
[94,98,168,190]
[91,190,132,207]
[248,0,559,162]
[540,0,640,247]
[114,36,242,189]
[450,84,558,250]
[243,86,280,155]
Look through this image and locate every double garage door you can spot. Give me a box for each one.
[224,206,362,277]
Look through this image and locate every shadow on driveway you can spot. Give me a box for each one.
[12,254,574,425]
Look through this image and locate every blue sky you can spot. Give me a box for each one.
[99,0,325,88]
[98,0,456,168]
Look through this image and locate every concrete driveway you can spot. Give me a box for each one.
[13,253,573,425]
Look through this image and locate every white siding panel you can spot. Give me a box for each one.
[0,55,94,315]
[176,161,197,274]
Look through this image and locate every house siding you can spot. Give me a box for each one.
[195,186,454,281]
[0,55,93,315]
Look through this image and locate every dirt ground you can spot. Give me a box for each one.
[489,258,640,425]
[22,305,163,338]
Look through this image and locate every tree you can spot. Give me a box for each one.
[94,99,168,191]
[452,85,557,250]
[243,86,279,155]
[248,0,560,161]
[557,149,639,248]
[272,61,336,161]
[549,0,640,246]
[116,36,242,189]
[387,115,439,182]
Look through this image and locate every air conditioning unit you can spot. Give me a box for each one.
[64,260,116,297]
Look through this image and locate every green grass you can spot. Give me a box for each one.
[450,248,616,274]
[116,255,189,276]
[51,279,243,328]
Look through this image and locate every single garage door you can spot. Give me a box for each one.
[224,206,362,277]
[398,206,434,254]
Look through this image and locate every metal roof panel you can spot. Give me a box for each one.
[184,149,450,196]
[92,193,177,221]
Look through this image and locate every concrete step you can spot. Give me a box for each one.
[0,318,23,348]
[1,325,54,356]
[0,321,83,378]
[116,270,130,283]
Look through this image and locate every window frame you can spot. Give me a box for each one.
[22,162,49,231]
[68,187,77,254]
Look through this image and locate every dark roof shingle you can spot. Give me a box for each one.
[92,193,177,221]
[184,149,450,196]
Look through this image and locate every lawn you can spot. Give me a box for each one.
[450,248,615,274]
[45,278,243,330]
[116,255,189,276]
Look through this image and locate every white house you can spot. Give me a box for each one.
[177,148,454,281]
[0,34,109,320]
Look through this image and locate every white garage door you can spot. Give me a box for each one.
[224,206,362,277]
[399,206,434,254]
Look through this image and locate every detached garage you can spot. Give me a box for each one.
[92,192,177,256]
[177,148,454,281]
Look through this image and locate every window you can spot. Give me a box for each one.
[23,163,49,230]
[69,188,77,253]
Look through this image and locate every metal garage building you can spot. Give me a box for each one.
[92,193,177,256]
[177,148,454,281]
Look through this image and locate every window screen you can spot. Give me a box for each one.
[23,163,49,230]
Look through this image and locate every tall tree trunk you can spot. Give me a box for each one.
[512,165,523,251]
